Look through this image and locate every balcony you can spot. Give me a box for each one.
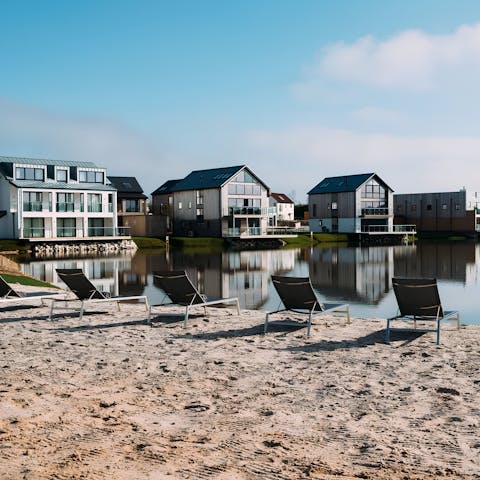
[361,225,416,234]
[23,202,43,212]
[56,202,75,212]
[227,207,263,216]
[88,204,103,213]
[361,207,391,216]
[20,226,131,240]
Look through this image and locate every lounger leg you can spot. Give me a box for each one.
[307,313,312,337]
[385,318,391,344]
[203,306,207,317]
[436,319,441,346]
[184,306,189,328]
[346,305,351,324]
[147,305,152,325]
[144,297,149,312]
[456,313,461,330]
[235,299,240,315]
[49,301,55,321]
[79,301,85,321]
[117,301,121,311]
[264,313,270,334]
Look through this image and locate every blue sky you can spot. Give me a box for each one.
[2,0,480,201]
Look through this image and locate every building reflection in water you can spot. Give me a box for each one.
[19,241,478,313]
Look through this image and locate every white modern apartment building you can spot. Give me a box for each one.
[0,156,123,241]
[268,192,295,226]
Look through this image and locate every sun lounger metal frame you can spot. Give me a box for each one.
[0,275,60,307]
[149,270,240,327]
[49,269,149,320]
[264,275,350,337]
[386,277,460,345]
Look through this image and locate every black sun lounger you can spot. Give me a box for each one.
[264,275,350,337]
[149,270,240,327]
[49,268,149,320]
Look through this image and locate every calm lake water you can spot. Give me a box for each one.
[20,241,480,325]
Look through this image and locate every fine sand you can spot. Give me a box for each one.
[0,285,479,480]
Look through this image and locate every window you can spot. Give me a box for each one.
[79,170,104,183]
[441,204,448,210]
[56,169,68,182]
[16,167,44,181]
[178,202,183,209]
[188,202,192,209]
[23,192,43,212]
[57,218,76,237]
[455,204,460,211]
[312,204,317,217]
[411,204,417,212]
[56,193,74,212]
[23,218,44,238]
[88,218,105,236]
[331,202,338,210]
[426,204,432,211]
[125,199,139,212]
[87,193,103,212]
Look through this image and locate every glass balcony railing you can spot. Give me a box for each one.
[57,227,81,238]
[361,208,390,216]
[20,226,131,239]
[23,202,43,212]
[56,202,75,212]
[88,204,103,213]
[361,225,416,233]
[229,207,262,215]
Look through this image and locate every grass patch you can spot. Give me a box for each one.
[171,237,226,248]
[132,237,166,249]
[313,233,349,243]
[0,273,57,289]
[281,234,315,246]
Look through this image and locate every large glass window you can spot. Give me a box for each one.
[57,218,76,237]
[125,199,139,212]
[79,170,104,183]
[23,218,44,238]
[87,193,103,212]
[16,167,44,181]
[88,218,105,236]
[56,169,68,182]
[56,193,74,212]
[23,192,43,212]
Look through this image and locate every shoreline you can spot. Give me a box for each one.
[1,290,479,479]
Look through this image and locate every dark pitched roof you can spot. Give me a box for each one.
[152,165,270,195]
[271,192,294,204]
[107,176,147,199]
[151,179,183,196]
[308,173,392,194]
[170,165,245,191]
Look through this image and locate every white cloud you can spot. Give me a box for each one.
[293,22,480,94]
[350,106,403,124]
[0,98,179,195]
[246,126,480,200]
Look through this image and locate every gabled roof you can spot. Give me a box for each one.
[107,176,147,199]
[0,155,97,169]
[308,173,392,194]
[152,165,269,194]
[271,192,294,204]
[171,165,245,191]
[151,179,183,196]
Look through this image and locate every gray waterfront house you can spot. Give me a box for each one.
[308,173,413,235]
[394,189,480,235]
[151,165,271,238]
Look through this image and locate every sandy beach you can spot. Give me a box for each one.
[1,285,479,479]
